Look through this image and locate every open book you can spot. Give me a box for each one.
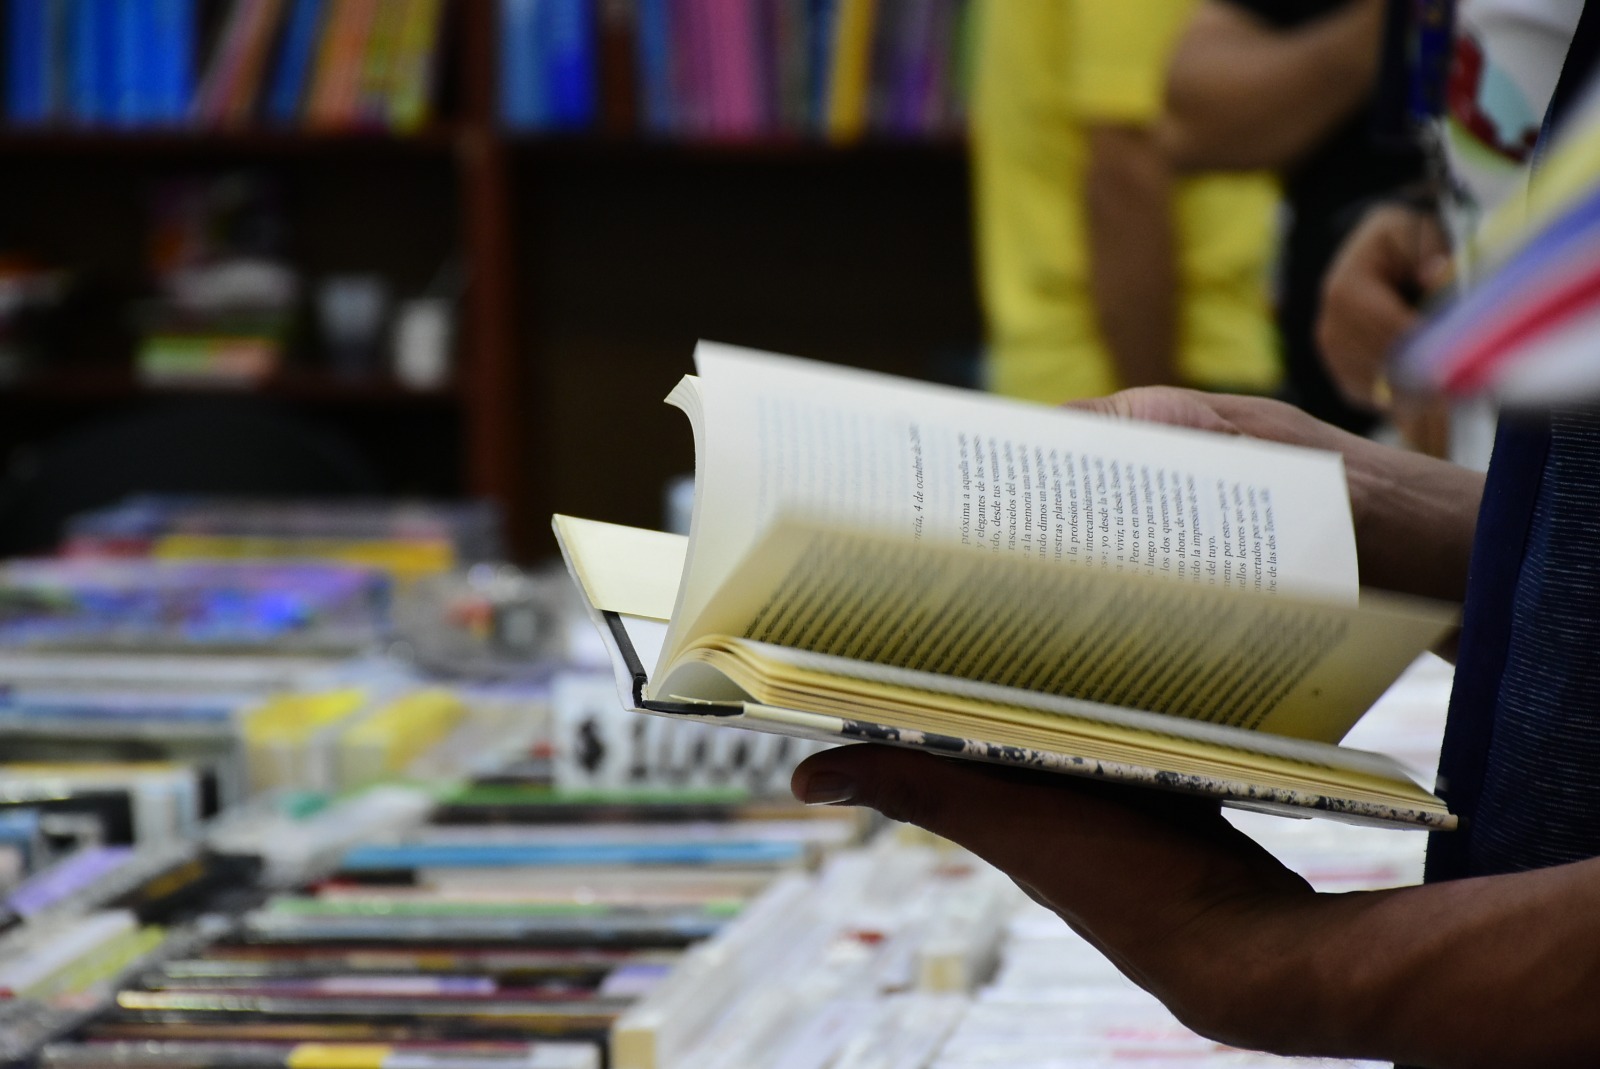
[556,343,1459,829]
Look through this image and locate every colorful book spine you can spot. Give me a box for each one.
[113,0,155,127]
[263,0,324,124]
[6,0,50,124]
[634,0,674,134]
[354,0,404,128]
[228,0,288,126]
[499,0,543,130]
[305,0,376,128]
[66,0,109,126]
[715,0,760,137]
[151,0,196,124]
[386,0,443,130]
[824,0,874,142]
[545,0,598,130]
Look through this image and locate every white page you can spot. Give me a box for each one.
[664,342,1358,676]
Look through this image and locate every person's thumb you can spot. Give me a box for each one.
[790,744,1054,856]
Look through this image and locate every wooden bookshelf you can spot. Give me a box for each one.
[0,0,981,562]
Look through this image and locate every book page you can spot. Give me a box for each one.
[553,515,685,621]
[663,342,1360,674]
[664,521,1453,744]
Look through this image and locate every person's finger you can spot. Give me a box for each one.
[1066,387,1238,436]
[789,744,1287,907]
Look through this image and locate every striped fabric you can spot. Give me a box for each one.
[1431,413,1600,878]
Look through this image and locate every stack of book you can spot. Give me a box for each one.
[3,0,447,133]
[501,0,973,142]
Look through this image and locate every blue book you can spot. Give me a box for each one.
[7,0,53,123]
[65,0,107,124]
[543,0,595,130]
[634,0,672,135]
[150,0,196,124]
[499,0,544,130]
[113,0,153,127]
[264,0,322,126]
[806,0,836,133]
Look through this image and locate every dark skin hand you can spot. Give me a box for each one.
[790,746,1600,1066]
[788,390,1600,1066]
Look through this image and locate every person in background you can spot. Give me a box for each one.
[969,0,1282,404]
[1163,0,1424,434]
[1317,0,1584,469]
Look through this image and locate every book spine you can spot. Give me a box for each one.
[805,0,833,135]
[150,0,196,125]
[946,0,970,133]
[225,0,286,126]
[718,0,759,138]
[597,0,637,134]
[45,0,68,122]
[633,0,673,135]
[262,0,322,125]
[864,0,896,135]
[330,0,377,125]
[353,0,402,128]
[193,0,252,126]
[769,0,806,137]
[915,0,951,136]
[823,0,872,143]
[113,0,155,127]
[498,0,540,130]
[385,0,441,131]
[676,0,706,138]
[304,0,350,126]
[65,0,98,125]
[544,0,597,130]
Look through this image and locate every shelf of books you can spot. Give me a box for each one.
[0,0,980,561]
[499,0,974,144]
[2,0,451,136]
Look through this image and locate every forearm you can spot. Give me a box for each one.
[1343,434,1483,601]
[1163,0,1383,170]
[1176,392,1483,600]
[1182,857,1600,1065]
[1085,126,1178,388]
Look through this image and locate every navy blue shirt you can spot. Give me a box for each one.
[1423,0,1600,882]
[1427,414,1600,879]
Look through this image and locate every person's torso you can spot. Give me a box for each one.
[971,0,1282,402]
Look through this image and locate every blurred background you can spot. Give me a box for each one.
[0,0,983,562]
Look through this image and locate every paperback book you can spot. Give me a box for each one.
[556,343,1458,829]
